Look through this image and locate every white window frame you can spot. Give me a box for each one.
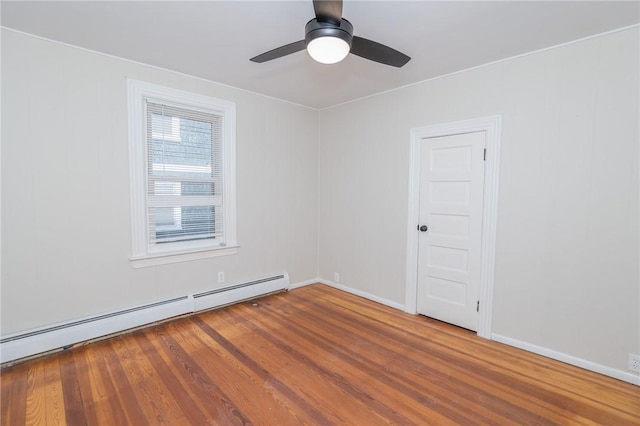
[127,79,237,268]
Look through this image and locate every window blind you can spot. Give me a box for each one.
[145,101,224,246]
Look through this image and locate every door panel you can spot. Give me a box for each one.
[417,132,485,331]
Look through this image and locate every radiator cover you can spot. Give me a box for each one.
[0,274,289,364]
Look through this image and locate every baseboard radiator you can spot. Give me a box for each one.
[0,274,289,364]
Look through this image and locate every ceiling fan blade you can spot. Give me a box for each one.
[350,36,411,68]
[250,40,307,63]
[313,0,343,24]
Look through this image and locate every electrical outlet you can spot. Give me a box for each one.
[628,354,640,372]
[334,272,340,283]
[218,272,225,284]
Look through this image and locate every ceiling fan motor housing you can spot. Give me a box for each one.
[305,18,354,48]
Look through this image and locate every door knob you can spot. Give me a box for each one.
[419,225,428,232]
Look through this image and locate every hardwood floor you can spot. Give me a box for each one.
[1,284,639,425]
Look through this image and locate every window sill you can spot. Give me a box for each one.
[129,245,239,268]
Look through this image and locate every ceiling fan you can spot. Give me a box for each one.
[250,0,411,67]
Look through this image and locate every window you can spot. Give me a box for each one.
[127,79,236,267]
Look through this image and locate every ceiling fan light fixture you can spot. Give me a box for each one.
[307,36,350,64]
[304,18,353,65]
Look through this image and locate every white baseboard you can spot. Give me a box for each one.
[318,279,406,311]
[1,274,289,364]
[492,333,640,386]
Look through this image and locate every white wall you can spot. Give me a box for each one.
[1,30,319,334]
[318,27,639,374]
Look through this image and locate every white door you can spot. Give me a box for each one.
[417,132,486,331]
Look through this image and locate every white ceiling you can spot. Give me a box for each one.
[2,1,639,109]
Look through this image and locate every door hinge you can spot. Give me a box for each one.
[476,300,480,312]
[483,148,487,161]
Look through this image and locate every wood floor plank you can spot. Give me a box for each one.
[25,361,46,425]
[42,357,65,425]
[2,362,28,425]
[57,350,88,425]
[1,284,639,425]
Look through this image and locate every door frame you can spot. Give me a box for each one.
[405,115,502,339]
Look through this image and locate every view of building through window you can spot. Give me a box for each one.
[147,103,222,245]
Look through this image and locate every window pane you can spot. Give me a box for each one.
[150,206,218,243]
[182,181,214,196]
[155,206,181,230]
[149,116,213,179]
